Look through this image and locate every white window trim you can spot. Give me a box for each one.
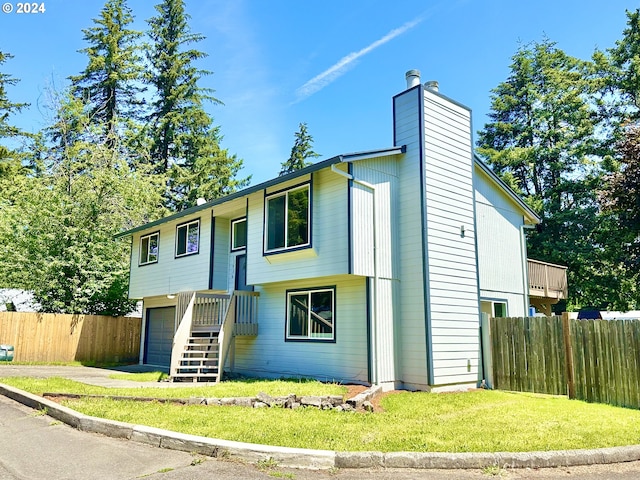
[175,219,200,258]
[264,184,310,254]
[285,287,335,342]
[139,231,159,266]
[230,217,247,252]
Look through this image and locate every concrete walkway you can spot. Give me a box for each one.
[0,364,186,388]
[1,364,640,471]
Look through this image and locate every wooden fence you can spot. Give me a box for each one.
[486,313,640,409]
[0,312,141,363]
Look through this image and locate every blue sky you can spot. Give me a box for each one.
[0,0,636,185]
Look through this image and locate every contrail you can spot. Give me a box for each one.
[295,16,423,101]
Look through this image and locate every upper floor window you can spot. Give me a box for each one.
[265,184,310,253]
[231,217,247,251]
[176,219,199,257]
[139,232,159,265]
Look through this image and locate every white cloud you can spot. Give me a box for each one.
[295,16,423,102]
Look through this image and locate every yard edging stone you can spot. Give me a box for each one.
[3,382,640,470]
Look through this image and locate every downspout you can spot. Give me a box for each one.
[331,164,379,385]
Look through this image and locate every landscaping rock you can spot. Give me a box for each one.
[256,391,275,406]
[205,398,221,406]
[300,396,322,408]
[220,397,236,406]
[362,401,374,412]
[321,400,334,410]
[283,394,297,409]
[253,401,268,408]
[187,397,206,405]
[235,397,254,407]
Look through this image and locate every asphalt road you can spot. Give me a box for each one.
[2,394,640,480]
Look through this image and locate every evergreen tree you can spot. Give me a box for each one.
[476,39,631,310]
[146,0,248,210]
[608,9,640,116]
[279,122,320,176]
[68,0,144,143]
[0,50,28,172]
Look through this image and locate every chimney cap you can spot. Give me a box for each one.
[405,69,421,89]
[424,80,439,92]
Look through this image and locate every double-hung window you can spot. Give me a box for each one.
[286,287,335,341]
[265,184,310,253]
[175,219,200,257]
[139,232,159,265]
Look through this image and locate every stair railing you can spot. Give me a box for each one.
[170,292,196,378]
[216,292,238,383]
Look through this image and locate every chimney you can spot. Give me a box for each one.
[405,69,421,89]
[424,80,439,92]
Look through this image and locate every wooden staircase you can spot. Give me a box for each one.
[172,328,221,382]
[170,291,258,383]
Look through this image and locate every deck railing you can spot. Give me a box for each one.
[528,259,568,300]
[188,291,259,334]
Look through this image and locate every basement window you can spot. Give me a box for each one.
[286,287,335,342]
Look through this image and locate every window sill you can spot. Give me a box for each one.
[263,246,317,264]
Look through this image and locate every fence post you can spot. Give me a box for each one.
[480,312,494,389]
[562,312,576,399]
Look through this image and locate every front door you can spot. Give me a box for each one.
[235,254,252,291]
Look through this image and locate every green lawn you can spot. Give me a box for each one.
[2,376,640,453]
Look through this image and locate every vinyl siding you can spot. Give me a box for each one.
[246,169,349,285]
[422,89,480,387]
[232,275,368,384]
[350,158,399,384]
[129,213,211,299]
[393,86,429,388]
[211,218,230,291]
[475,168,529,317]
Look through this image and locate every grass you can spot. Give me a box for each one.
[3,376,640,453]
[0,376,346,399]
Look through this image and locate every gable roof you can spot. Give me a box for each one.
[115,147,539,239]
[473,155,541,225]
[114,146,406,239]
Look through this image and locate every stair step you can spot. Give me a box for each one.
[181,351,218,357]
[179,360,219,367]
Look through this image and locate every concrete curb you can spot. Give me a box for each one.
[2,382,640,470]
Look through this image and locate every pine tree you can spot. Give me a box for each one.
[68,0,144,142]
[0,50,29,205]
[608,9,640,116]
[146,0,248,210]
[279,122,320,176]
[476,39,630,310]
